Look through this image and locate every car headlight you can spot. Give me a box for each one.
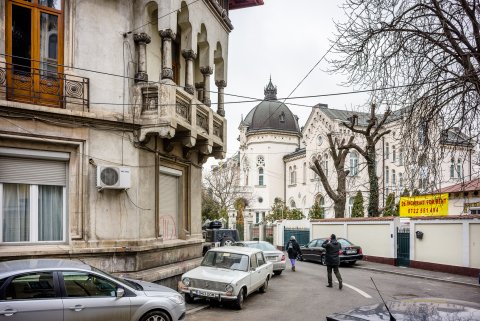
[225,284,234,293]
[168,294,185,305]
[182,277,190,287]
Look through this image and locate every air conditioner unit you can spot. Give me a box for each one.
[96,166,131,190]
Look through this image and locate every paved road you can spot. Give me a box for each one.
[186,260,480,321]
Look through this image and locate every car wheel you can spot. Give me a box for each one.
[234,288,245,310]
[184,293,195,304]
[140,310,171,321]
[321,255,326,266]
[221,237,235,246]
[259,278,268,293]
[273,270,282,276]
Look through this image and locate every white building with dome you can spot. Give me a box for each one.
[229,79,476,228]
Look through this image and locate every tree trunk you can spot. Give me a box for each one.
[366,145,379,217]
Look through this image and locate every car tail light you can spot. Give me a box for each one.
[281,254,286,261]
[358,248,363,254]
[339,250,343,255]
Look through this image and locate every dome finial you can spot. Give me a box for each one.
[264,76,277,100]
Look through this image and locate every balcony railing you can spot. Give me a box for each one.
[0,63,89,111]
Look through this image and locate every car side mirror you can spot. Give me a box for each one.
[116,287,125,298]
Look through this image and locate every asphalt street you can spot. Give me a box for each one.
[186,260,480,321]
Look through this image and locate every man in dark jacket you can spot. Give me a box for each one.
[322,234,343,289]
[285,235,302,271]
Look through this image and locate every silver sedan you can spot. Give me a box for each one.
[234,241,286,275]
[0,259,185,321]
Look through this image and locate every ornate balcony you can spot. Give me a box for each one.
[134,83,226,161]
[0,62,89,111]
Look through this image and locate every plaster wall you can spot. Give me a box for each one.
[469,223,480,268]
[414,223,463,266]
[448,195,480,215]
[347,224,391,258]
[285,155,309,216]
[311,224,345,240]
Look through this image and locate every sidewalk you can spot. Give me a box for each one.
[354,260,480,287]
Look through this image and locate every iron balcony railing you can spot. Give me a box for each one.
[0,63,89,111]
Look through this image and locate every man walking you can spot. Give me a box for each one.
[285,235,302,271]
[322,234,343,289]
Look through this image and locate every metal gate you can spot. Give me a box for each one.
[283,227,310,250]
[396,227,410,267]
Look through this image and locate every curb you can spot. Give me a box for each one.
[186,304,210,315]
[356,266,480,288]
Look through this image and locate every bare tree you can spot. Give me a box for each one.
[203,161,250,213]
[340,104,391,217]
[332,0,480,161]
[311,133,354,218]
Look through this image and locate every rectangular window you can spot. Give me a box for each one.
[385,166,389,184]
[392,146,396,162]
[0,152,67,243]
[255,212,260,224]
[399,173,403,190]
[399,148,403,166]
[159,171,180,240]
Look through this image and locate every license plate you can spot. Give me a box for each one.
[267,256,278,261]
[193,290,217,298]
[346,250,356,254]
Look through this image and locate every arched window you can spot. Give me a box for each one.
[385,143,390,159]
[258,167,264,186]
[392,169,396,186]
[293,165,297,184]
[323,153,328,177]
[399,173,403,190]
[290,199,296,208]
[392,145,396,162]
[349,151,358,176]
[450,158,455,178]
[385,166,389,185]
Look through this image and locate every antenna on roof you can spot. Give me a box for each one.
[371,277,396,321]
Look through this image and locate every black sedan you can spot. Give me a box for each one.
[300,238,363,265]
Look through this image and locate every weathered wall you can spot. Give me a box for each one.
[413,223,462,266]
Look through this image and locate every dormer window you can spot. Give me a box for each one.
[279,111,285,123]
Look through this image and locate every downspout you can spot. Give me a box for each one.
[284,158,286,203]
[382,136,385,208]
[469,149,472,181]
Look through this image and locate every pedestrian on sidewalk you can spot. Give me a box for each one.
[285,235,302,271]
[322,234,343,289]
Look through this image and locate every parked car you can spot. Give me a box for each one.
[326,297,480,320]
[202,220,240,255]
[179,247,273,309]
[0,259,186,321]
[234,241,286,275]
[300,237,363,265]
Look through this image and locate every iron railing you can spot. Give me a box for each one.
[0,63,89,111]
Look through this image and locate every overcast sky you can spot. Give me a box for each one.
[208,0,368,166]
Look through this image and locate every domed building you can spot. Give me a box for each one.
[238,79,301,224]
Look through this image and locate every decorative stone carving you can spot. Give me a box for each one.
[215,80,227,117]
[160,29,176,40]
[182,49,197,60]
[176,98,190,122]
[200,66,213,75]
[196,111,209,132]
[134,32,152,44]
[213,119,223,139]
[142,86,158,114]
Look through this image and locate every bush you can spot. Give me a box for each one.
[352,191,364,217]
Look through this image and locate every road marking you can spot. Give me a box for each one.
[334,281,372,298]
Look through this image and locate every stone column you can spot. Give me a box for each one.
[160,29,176,80]
[200,66,213,107]
[195,82,204,102]
[215,80,226,117]
[133,33,151,83]
[181,49,197,95]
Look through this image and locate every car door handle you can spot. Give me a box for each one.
[69,305,85,312]
[0,309,17,316]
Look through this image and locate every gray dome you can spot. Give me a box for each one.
[243,79,300,134]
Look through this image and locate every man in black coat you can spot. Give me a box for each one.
[322,234,343,289]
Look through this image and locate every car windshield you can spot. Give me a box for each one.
[91,267,143,291]
[338,239,353,247]
[201,251,249,272]
[246,242,276,251]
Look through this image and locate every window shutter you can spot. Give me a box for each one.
[159,173,179,239]
[0,156,67,186]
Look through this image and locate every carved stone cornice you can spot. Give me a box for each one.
[160,29,176,40]
[133,32,151,44]
[200,66,213,75]
[215,80,227,88]
[135,71,149,83]
[181,49,197,60]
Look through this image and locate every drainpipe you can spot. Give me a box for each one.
[382,137,385,208]
[284,158,286,204]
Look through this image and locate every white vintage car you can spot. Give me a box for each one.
[178,246,273,309]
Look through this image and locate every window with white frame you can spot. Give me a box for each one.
[456,159,463,178]
[392,169,396,186]
[0,149,69,243]
[289,166,293,184]
[385,166,389,185]
[392,145,396,162]
[255,212,260,224]
[450,158,455,178]
[256,155,265,167]
[385,143,389,159]
[323,153,328,177]
[290,199,296,208]
[303,162,306,184]
[293,165,297,184]
[349,151,358,176]
[399,148,403,165]
[258,167,264,186]
[348,197,354,217]
[399,172,403,190]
